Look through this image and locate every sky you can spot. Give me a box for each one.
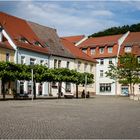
[0,1,140,36]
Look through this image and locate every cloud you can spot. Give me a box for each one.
[9,1,119,36]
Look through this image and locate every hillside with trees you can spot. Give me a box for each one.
[89,23,140,37]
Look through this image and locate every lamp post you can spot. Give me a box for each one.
[85,74,87,99]
[31,69,34,101]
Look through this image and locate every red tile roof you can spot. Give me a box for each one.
[0,12,49,54]
[60,38,97,63]
[78,34,122,48]
[62,35,85,44]
[78,34,123,59]
[119,32,140,56]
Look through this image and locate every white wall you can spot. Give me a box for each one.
[96,58,116,95]
[49,55,76,96]
[18,49,49,96]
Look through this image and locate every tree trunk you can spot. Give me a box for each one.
[58,82,62,99]
[2,80,5,100]
[33,81,36,99]
[76,84,78,98]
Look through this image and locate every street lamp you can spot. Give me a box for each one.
[31,69,34,101]
[85,74,87,99]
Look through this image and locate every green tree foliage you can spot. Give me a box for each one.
[89,23,140,37]
[0,62,94,99]
[0,62,30,99]
[106,54,140,95]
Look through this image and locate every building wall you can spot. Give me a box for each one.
[17,49,49,96]
[75,59,96,96]
[96,57,117,95]
[0,48,14,62]
[48,55,75,96]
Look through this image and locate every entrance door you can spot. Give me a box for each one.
[38,84,42,95]
[121,86,129,95]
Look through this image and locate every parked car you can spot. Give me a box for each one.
[63,92,74,99]
[14,93,29,99]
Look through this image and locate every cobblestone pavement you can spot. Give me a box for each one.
[0,96,140,139]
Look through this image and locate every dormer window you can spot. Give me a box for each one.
[99,47,104,54]
[20,37,29,43]
[108,46,113,53]
[0,27,3,42]
[138,57,140,64]
[91,48,95,55]
[82,48,87,54]
[34,41,43,47]
[124,46,132,53]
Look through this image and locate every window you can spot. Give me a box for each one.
[28,81,32,94]
[108,47,113,53]
[99,47,104,54]
[20,37,28,43]
[77,61,81,70]
[0,28,2,42]
[100,70,104,77]
[40,60,44,65]
[82,48,87,54]
[21,56,25,64]
[30,58,36,65]
[6,53,10,62]
[66,61,70,69]
[138,57,140,64]
[124,46,132,53]
[34,41,43,47]
[139,85,140,92]
[91,48,95,55]
[100,83,111,92]
[90,64,93,72]
[58,60,61,68]
[109,59,112,64]
[84,63,88,71]
[100,59,104,65]
[20,81,24,94]
[65,82,71,92]
[54,59,57,68]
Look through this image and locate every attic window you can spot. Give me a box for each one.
[34,41,43,47]
[82,48,87,54]
[99,47,104,54]
[125,46,132,53]
[20,37,29,43]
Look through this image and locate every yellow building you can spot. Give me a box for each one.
[0,32,15,95]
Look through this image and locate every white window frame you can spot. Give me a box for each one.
[6,52,10,62]
[58,60,61,68]
[99,47,104,54]
[124,46,132,53]
[90,48,95,55]
[21,56,25,64]
[82,49,87,54]
[100,59,104,65]
[84,63,88,72]
[100,70,104,77]
[100,83,111,93]
[109,59,112,64]
[54,59,57,68]
[108,47,113,53]
[66,61,70,69]
[77,61,81,70]
[30,58,36,65]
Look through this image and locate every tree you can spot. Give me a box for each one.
[106,53,140,96]
[89,23,140,37]
[0,62,30,100]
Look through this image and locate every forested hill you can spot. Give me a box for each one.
[89,23,140,38]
